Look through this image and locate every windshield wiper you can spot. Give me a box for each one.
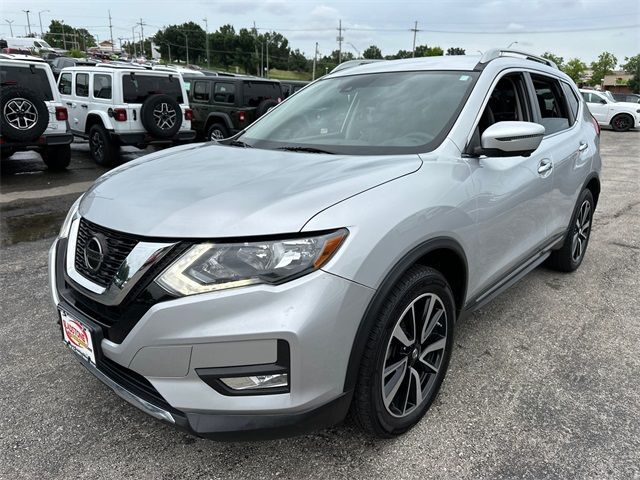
[276,146,335,154]
[225,139,253,148]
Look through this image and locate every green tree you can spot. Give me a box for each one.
[414,45,443,57]
[363,45,383,59]
[590,51,618,86]
[622,54,640,93]
[43,20,96,50]
[562,58,588,84]
[446,47,466,55]
[153,22,206,64]
[385,49,412,60]
[541,51,564,69]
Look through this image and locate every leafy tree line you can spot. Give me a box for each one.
[541,51,640,92]
[43,20,97,50]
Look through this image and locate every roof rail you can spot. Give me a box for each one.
[479,48,557,69]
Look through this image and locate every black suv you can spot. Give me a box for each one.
[184,76,283,140]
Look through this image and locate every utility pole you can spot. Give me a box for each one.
[131,26,137,57]
[337,19,343,64]
[138,18,146,57]
[73,31,77,50]
[108,11,114,52]
[202,17,210,69]
[312,42,318,80]
[181,31,189,64]
[5,20,14,36]
[260,41,264,77]
[38,10,49,37]
[61,20,67,50]
[253,21,259,76]
[23,10,32,36]
[266,36,270,78]
[411,21,420,57]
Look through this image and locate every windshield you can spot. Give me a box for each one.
[238,71,478,155]
[603,91,617,102]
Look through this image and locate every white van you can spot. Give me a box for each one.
[1,37,54,54]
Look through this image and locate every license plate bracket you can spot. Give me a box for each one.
[60,308,99,365]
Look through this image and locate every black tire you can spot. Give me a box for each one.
[256,99,278,118]
[0,86,49,142]
[89,124,119,167]
[610,113,634,132]
[351,265,455,438]
[41,144,71,171]
[206,122,229,141]
[140,94,183,138]
[546,189,595,272]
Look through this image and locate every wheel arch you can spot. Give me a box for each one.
[342,237,468,393]
[610,112,634,129]
[205,112,233,132]
[583,172,601,207]
[84,112,110,134]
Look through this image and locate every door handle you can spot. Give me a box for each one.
[537,159,553,177]
[80,104,88,108]
[66,102,73,106]
[578,142,588,152]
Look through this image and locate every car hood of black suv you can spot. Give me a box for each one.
[79,143,422,237]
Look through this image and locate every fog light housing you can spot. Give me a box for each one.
[220,374,288,391]
[196,340,290,396]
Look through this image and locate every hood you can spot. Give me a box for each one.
[80,143,422,238]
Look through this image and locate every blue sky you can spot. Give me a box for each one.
[1,0,638,65]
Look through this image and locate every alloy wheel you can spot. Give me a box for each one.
[153,103,177,130]
[571,200,591,262]
[210,128,225,140]
[613,116,631,131]
[91,132,104,161]
[382,293,448,418]
[4,98,38,130]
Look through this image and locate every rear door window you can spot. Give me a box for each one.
[59,72,72,95]
[531,74,571,135]
[93,74,112,99]
[0,65,53,100]
[193,81,210,101]
[242,82,281,107]
[214,82,236,104]
[76,73,89,97]
[122,74,184,104]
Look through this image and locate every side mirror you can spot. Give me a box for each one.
[480,121,545,157]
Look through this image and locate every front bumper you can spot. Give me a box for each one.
[49,237,373,439]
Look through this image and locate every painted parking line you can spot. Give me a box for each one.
[0,181,94,204]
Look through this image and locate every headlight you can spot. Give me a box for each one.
[59,195,83,238]
[157,229,348,296]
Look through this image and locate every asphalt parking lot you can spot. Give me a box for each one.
[1,130,639,479]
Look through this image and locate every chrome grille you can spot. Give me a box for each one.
[74,218,138,287]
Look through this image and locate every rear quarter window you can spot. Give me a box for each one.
[0,65,53,100]
[242,82,281,107]
[122,74,184,104]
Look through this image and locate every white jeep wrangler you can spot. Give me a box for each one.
[0,54,73,170]
[57,65,195,165]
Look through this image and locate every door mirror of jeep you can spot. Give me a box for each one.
[480,121,545,157]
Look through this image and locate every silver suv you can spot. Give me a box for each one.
[49,49,601,440]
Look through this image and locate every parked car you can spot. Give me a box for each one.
[0,55,73,169]
[0,36,54,55]
[57,64,195,165]
[50,57,99,79]
[280,79,309,98]
[611,92,640,104]
[184,75,282,140]
[50,49,601,440]
[580,89,640,131]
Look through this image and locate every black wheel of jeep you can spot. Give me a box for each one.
[206,123,229,141]
[610,114,634,132]
[140,94,183,138]
[41,144,71,171]
[89,124,119,167]
[351,265,455,438]
[0,86,49,142]
[546,189,595,272]
[256,99,279,118]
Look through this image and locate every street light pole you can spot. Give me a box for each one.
[23,10,32,36]
[181,32,189,64]
[312,42,318,80]
[202,17,210,69]
[5,20,14,37]
[61,20,67,50]
[38,10,49,37]
[507,41,518,48]
[131,26,137,57]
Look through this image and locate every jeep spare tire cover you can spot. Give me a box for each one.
[140,94,183,138]
[0,86,49,142]
[256,98,279,118]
